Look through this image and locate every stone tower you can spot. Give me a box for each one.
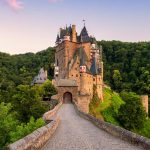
[54,24,103,112]
[141,95,149,115]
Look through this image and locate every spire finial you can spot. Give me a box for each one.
[83,19,86,26]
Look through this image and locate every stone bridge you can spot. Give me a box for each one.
[8,96,150,150]
[42,104,144,150]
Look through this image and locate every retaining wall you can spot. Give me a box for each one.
[74,104,150,150]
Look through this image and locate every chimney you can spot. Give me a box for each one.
[72,25,77,42]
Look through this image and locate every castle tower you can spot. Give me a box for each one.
[90,39,103,101]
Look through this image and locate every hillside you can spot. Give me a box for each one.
[0,47,57,149]
[98,41,150,96]
[0,47,55,86]
[1,41,149,95]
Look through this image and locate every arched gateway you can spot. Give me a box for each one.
[63,92,72,103]
[56,79,78,104]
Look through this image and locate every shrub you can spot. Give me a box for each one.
[138,118,150,138]
[118,92,147,130]
[9,117,45,143]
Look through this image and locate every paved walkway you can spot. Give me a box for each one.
[42,104,144,150]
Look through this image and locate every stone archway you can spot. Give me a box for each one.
[63,92,72,103]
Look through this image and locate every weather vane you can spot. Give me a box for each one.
[83,19,86,26]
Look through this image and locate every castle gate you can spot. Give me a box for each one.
[63,92,72,103]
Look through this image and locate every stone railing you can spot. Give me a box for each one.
[43,102,62,121]
[74,104,150,150]
[8,102,62,150]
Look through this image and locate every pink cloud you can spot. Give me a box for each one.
[2,0,63,11]
[6,0,23,10]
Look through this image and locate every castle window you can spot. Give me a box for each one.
[72,75,73,76]
[93,78,95,81]
[76,74,78,77]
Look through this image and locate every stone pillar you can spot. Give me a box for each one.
[72,25,77,43]
[95,75,103,101]
[141,95,149,115]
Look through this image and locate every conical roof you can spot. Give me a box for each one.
[56,34,60,43]
[80,26,88,36]
[80,26,90,43]
[90,57,98,75]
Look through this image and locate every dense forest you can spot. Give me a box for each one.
[98,41,150,96]
[0,47,57,149]
[0,41,150,149]
[91,41,150,138]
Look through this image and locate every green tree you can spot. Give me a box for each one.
[112,70,122,92]
[41,80,57,98]
[9,117,45,143]
[118,92,146,130]
[0,102,18,149]
[12,85,49,122]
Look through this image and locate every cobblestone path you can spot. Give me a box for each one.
[42,104,144,150]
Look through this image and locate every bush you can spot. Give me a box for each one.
[89,85,101,118]
[41,80,57,98]
[9,117,45,143]
[102,89,124,125]
[0,102,45,150]
[12,85,49,122]
[118,92,147,130]
[137,118,150,138]
[0,103,18,150]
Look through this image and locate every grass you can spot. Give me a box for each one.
[89,87,123,125]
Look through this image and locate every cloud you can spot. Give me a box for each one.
[3,0,63,11]
[6,0,23,10]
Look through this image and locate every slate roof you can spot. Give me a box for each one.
[80,26,90,43]
[57,25,94,43]
[32,68,47,85]
[56,34,60,43]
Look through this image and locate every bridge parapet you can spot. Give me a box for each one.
[43,102,62,121]
[7,102,62,150]
[74,103,150,150]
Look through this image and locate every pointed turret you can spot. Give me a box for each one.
[55,34,60,45]
[80,26,90,43]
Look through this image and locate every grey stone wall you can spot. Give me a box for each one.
[74,104,150,150]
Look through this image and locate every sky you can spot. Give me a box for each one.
[0,0,150,54]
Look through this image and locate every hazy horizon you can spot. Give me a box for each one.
[1,39,150,55]
[1,0,150,54]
